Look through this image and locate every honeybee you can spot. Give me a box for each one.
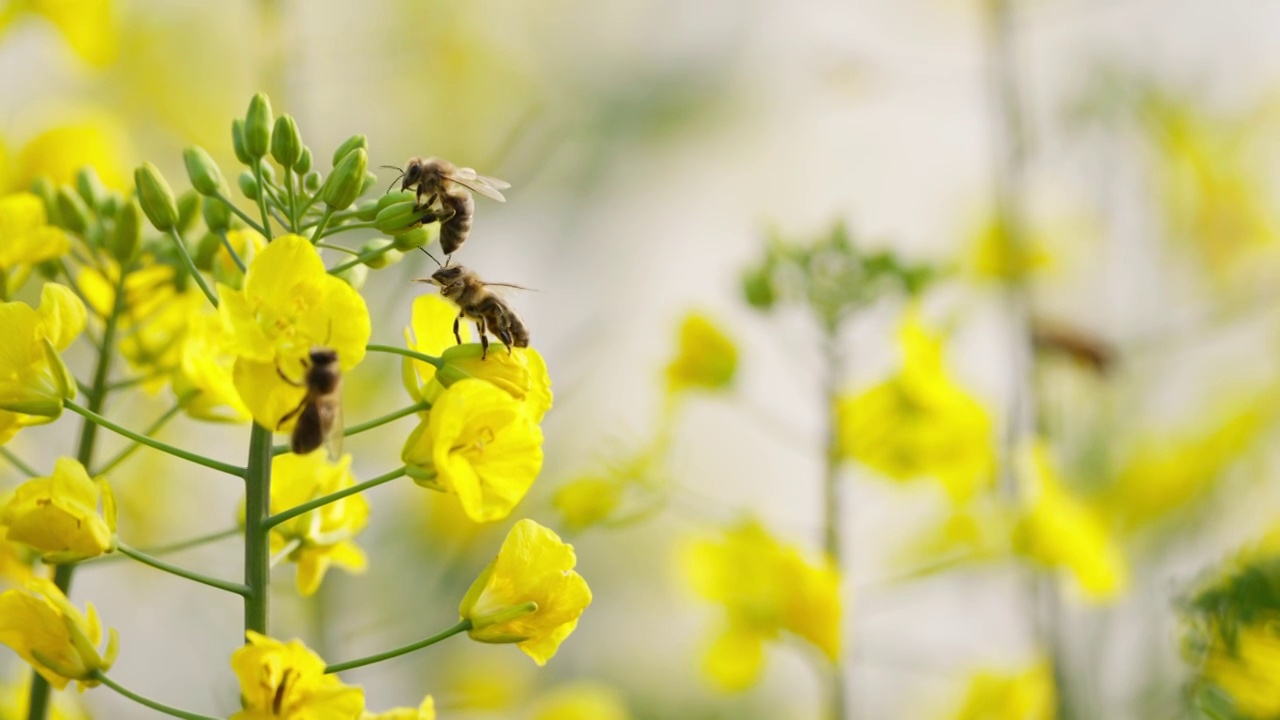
[417,258,530,360]
[383,157,510,258]
[277,348,343,454]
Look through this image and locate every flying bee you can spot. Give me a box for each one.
[416,255,530,360]
[277,348,343,455]
[382,157,510,259]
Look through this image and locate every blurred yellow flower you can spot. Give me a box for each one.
[1013,442,1127,601]
[402,379,544,523]
[665,312,737,395]
[12,121,128,191]
[1202,620,1280,719]
[218,234,371,431]
[553,477,624,533]
[213,228,267,289]
[947,662,1055,720]
[262,452,369,597]
[12,0,118,67]
[173,311,251,422]
[963,212,1053,284]
[1,458,116,563]
[0,670,90,720]
[684,519,840,691]
[531,683,631,720]
[0,538,35,586]
[230,631,364,720]
[460,519,592,665]
[0,193,70,293]
[362,696,435,720]
[837,314,994,502]
[0,578,118,690]
[0,284,84,426]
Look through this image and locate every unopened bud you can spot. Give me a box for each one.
[353,198,380,221]
[374,198,432,235]
[183,146,226,196]
[244,92,273,158]
[271,114,303,169]
[238,171,259,200]
[334,262,368,290]
[331,134,367,166]
[176,191,202,236]
[109,199,142,262]
[75,167,108,212]
[194,232,220,271]
[320,147,367,210]
[295,146,313,174]
[360,238,401,269]
[303,171,321,192]
[742,267,776,310]
[202,195,232,233]
[134,163,179,232]
[392,225,435,251]
[29,177,58,220]
[359,170,379,195]
[231,119,251,165]
[54,187,91,234]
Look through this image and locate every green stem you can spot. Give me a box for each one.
[324,619,471,674]
[217,231,247,273]
[165,229,219,307]
[264,466,406,530]
[309,206,336,245]
[820,324,849,720]
[364,344,444,369]
[117,543,250,595]
[94,398,188,475]
[329,242,392,274]
[320,221,378,238]
[271,400,431,455]
[64,400,246,478]
[283,167,298,233]
[243,423,274,636]
[0,447,39,476]
[212,192,268,236]
[315,242,363,257]
[91,672,222,720]
[105,369,173,392]
[82,527,241,565]
[251,162,274,240]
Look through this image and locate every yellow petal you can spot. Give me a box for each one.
[703,627,766,691]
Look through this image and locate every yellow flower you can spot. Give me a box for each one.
[219,234,371,431]
[1202,620,1280,719]
[362,696,435,720]
[0,193,70,293]
[459,519,592,665]
[0,670,90,720]
[837,314,994,503]
[665,312,737,395]
[19,0,118,67]
[173,311,250,422]
[684,519,840,691]
[553,477,623,533]
[405,293,470,390]
[0,538,35,586]
[230,631,364,720]
[962,212,1053,284]
[213,229,267,289]
[0,578,118,690]
[1013,442,1127,601]
[947,662,1055,720]
[0,284,84,426]
[261,453,369,597]
[1,458,116,563]
[12,120,128,191]
[402,379,544,523]
[531,683,631,720]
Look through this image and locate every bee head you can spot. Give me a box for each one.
[309,348,339,367]
[430,265,465,287]
[400,158,424,191]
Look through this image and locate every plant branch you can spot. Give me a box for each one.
[117,543,249,595]
[64,400,246,478]
[264,467,406,530]
[324,619,471,674]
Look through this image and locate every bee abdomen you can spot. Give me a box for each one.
[439,192,475,255]
[291,403,325,454]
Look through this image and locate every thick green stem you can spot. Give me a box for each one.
[165,229,219,307]
[324,619,471,674]
[117,543,250,596]
[820,324,848,720]
[217,231,247,273]
[64,400,245,478]
[243,423,274,636]
[364,344,443,368]
[264,467,406,530]
[309,206,335,244]
[91,672,221,720]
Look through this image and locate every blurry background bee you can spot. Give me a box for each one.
[418,258,530,360]
[382,157,510,259]
[278,348,343,455]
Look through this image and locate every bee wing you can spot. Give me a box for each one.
[325,401,345,460]
[482,282,539,292]
[449,168,510,202]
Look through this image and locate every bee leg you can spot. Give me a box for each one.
[453,312,464,345]
[476,319,489,360]
[276,366,304,387]
[277,398,306,430]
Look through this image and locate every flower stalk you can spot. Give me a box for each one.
[90,672,221,720]
[324,619,472,674]
[263,466,405,530]
[117,543,250,596]
[243,423,274,636]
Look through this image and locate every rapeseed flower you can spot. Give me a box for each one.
[0,458,116,563]
[553,477,624,533]
[684,519,840,690]
[947,662,1055,720]
[402,379,543,523]
[0,193,70,295]
[0,671,89,719]
[12,120,128,191]
[262,452,369,597]
[665,312,737,395]
[362,696,435,720]
[0,578,118,690]
[0,538,35,586]
[404,294,466,391]
[963,212,1053,285]
[173,312,251,422]
[1201,620,1280,719]
[0,284,84,426]
[459,519,591,665]
[218,234,370,431]
[230,631,364,720]
[837,314,994,502]
[531,683,631,720]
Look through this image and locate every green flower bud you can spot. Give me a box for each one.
[359,170,379,195]
[193,232,221,272]
[244,92,273,158]
[202,195,232,233]
[392,225,435,251]
[75,167,108,212]
[295,146,313,174]
[36,260,59,280]
[183,146,226,196]
[259,162,276,185]
[333,262,368,290]
[176,191,202,237]
[238,171,260,200]
[374,198,431,235]
[320,147,367,210]
[231,119,251,165]
[134,162,179,232]
[29,177,58,220]
[742,267,776,310]
[271,114,303,169]
[360,238,402,269]
[353,198,380,222]
[330,134,367,166]
[54,187,91,234]
[377,190,415,211]
[99,192,122,218]
[109,199,143,263]
[303,171,321,192]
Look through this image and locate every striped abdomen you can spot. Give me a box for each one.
[439,190,475,255]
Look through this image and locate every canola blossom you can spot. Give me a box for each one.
[460,519,592,665]
[361,696,436,720]
[0,458,116,563]
[0,579,118,690]
[947,663,1055,720]
[0,284,85,432]
[230,631,364,720]
[665,312,737,395]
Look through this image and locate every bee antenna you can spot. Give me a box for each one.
[381,165,407,195]
[418,247,443,267]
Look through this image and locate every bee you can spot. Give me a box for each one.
[277,348,343,454]
[382,157,510,259]
[417,257,530,360]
